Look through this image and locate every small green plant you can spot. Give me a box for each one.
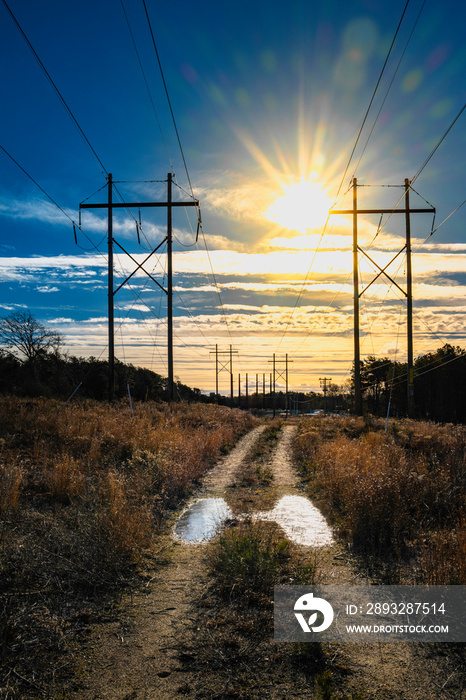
[315,669,333,700]
[255,463,274,483]
[210,521,290,604]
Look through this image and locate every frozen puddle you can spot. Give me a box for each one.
[253,495,334,547]
[174,495,333,547]
[174,498,232,543]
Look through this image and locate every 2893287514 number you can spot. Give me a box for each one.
[365,602,445,615]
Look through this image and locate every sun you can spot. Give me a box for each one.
[265,176,333,233]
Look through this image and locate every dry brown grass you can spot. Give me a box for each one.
[0,461,23,512]
[0,396,256,698]
[295,415,466,584]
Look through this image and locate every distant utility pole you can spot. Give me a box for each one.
[319,377,332,413]
[245,373,249,409]
[80,173,199,402]
[268,353,292,417]
[330,178,434,417]
[238,373,241,407]
[210,344,237,404]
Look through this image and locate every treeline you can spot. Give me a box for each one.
[357,344,466,422]
[0,351,207,403]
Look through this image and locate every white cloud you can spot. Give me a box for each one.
[36,285,59,293]
[118,304,151,312]
[0,302,27,310]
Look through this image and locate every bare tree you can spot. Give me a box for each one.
[0,311,62,363]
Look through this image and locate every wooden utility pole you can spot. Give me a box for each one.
[319,376,332,413]
[108,174,114,403]
[285,353,289,417]
[352,179,361,415]
[405,179,414,417]
[269,353,292,417]
[230,345,234,405]
[245,373,249,409]
[214,344,218,398]
[167,173,174,400]
[330,179,434,417]
[210,344,237,403]
[80,173,199,402]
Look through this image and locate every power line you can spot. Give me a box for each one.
[142,0,194,197]
[335,0,411,199]
[412,103,466,183]
[2,0,108,176]
[119,0,174,174]
[0,144,74,223]
[353,0,426,176]
[370,104,466,241]
[275,1,411,356]
[413,199,466,252]
[0,143,110,256]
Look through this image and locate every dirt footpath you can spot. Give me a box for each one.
[70,422,465,700]
[71,426,265,699]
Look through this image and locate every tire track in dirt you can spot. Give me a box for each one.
[202,425,266,494]
[262,425,462,700]
[265,422,299,491]
[70,425,265,700]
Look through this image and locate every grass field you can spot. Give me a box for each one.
[2,401,465,698]
[0,396,256,698]
[294,414,466,584]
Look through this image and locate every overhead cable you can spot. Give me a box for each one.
[335,0,411,199]
[2,0,108,176]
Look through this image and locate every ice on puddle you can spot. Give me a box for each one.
[253,495,334,547]
[174,497,232,543]
[174,494,333,547]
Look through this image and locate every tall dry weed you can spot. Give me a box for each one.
[295,415,466,582]
[0,396,256,698]
[414,521,466,585]
[45,454,84,503]
[0,461,23,512]
[99,470,152,559]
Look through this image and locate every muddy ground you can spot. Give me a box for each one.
[68,422,466,699]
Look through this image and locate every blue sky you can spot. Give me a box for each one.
[0,0,465,394]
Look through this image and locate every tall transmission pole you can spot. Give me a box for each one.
[167,173,174,400]
[352,179,361,415]
[268,353,292,417]
[330,178,434,417]
[108,174,114,402]
[210,344,237,402]
[319,376,332,413]
[405,178,414,416]
[80,173,199,402]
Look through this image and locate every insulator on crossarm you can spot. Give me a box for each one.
[73,223,77,245]
[196,208,202,242]
[136,222,141,245]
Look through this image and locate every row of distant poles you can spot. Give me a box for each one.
[79,175,433,415]
[210,345,292,415]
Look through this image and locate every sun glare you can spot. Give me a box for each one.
[265,177,333,233]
